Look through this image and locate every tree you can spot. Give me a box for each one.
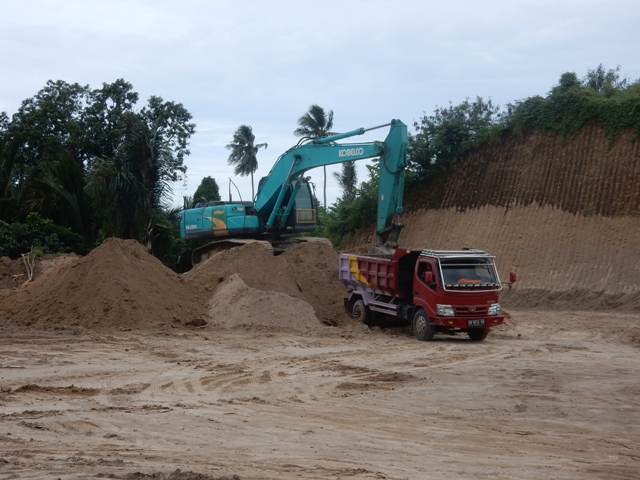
[409,97,501,181]
[551,72,581,95]
[226,125,267,200]
[3,81,95,233]
[332,161,357,199]
[8,80,91,172]
[0,113,21,222]
[294,105,336,207]
[505,66,640,144]
[85,96,195,244]
[0,78,195,264]
[583,64,628,96]
[193,176,221,203]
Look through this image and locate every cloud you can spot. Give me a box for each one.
[2,0,639,207]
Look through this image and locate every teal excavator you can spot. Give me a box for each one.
[180,119,408,265]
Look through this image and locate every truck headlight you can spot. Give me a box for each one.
[436,304,455,316]
[488,303,501,316]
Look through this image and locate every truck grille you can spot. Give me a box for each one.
[454,305,489,317]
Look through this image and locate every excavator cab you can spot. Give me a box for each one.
[279,179,317,233]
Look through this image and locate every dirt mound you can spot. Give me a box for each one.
[0,256,28,289]
[184,241,348,326]
[206,274,325,334]
[0,238,203,330]
[184,242,301,299]
[280,242,347,325]
[0,238,351,332]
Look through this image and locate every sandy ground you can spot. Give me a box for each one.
[1,308,639,480]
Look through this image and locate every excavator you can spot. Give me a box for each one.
[180,119,408,265]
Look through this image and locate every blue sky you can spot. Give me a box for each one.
[1,0,638,207]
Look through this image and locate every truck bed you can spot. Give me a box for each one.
[338,249,420,298]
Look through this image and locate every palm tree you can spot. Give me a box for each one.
[226,125,267,200]
[294,105,335,208]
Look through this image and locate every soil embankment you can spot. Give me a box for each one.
[346,126,640,312]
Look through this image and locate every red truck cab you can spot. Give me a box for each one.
[339,248,508,341]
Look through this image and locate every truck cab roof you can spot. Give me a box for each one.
[419,248,496,260]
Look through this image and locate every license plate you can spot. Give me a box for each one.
[468,319,485,327]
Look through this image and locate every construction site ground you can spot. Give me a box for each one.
[1,201,639,480]
[1,309,639,480]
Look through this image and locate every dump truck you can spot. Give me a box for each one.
[339,247,515,341]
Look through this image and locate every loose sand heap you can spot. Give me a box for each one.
[0,238,201,330]
[206,273,326,334]
[0,237,350,333]
[184,241,347,326]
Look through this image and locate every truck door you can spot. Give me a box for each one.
[414,259,437,317]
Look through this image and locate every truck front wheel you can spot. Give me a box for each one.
[467,328,489,341]
[352,299,372,325]
[412,308,435,341]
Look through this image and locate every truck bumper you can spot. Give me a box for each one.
[434,315,504,329]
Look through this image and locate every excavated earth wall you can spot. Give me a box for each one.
[346,125,640,312]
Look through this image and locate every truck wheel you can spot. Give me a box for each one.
[352,299,371,325]
[412,308,435,341]
[468,328,489,341]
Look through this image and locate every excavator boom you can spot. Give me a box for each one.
[255,119,407,245]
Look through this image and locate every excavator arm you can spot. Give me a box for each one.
[254,119,408,247]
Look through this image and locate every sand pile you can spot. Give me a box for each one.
[279,242,347,325]
[0,238,351,332]
[184,242,301,300]
[0,238,203,330]
[184,241,348,326]
[206,274,325,334]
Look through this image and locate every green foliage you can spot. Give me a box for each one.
[146,208,190,272]
[293,105,335,139]
[583,64,628,96]
[193,176,221,203]
[408,97,502,182]
[506,64,640,145]
[316,165,379,247]
[0,212,87,259]
[0,78,195,267]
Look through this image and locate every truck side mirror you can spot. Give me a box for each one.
[424,272,433,283]
[509,271,517,283]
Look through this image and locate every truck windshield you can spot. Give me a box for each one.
[440,258,499,287]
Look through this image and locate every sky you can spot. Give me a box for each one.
[1,0,638,208]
